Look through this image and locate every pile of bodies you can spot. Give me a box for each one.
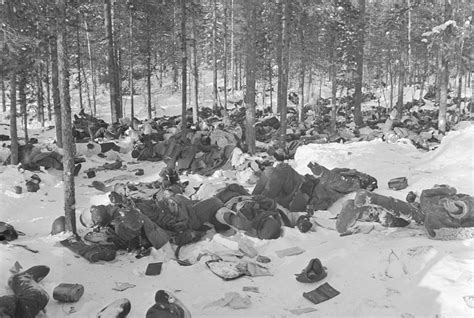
[77,162,380,259]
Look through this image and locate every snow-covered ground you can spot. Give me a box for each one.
[1,106,473,317]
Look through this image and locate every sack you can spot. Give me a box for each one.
[388,177,408,190]
[421,185,474,239]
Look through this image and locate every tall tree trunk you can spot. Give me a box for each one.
[81,65,92,113]
[84,19,97,116]
[172,1,179,92]
[146,40,152,119]
[407,0,412,84]
[439,0,452,133]
[57,0,76,234]
[9,70,19,165]
[212,0,218,111]
[389,62,393,109]
[397,62,404,117]
[1,74,6,113]
[45,51,52,120]
[280,0,290,145]
[223,4,228,111]
[76,22,83,113]
[192,10,199,124]
[276,0,283,113]
[37,64,45,127]
[298,8,306,123]
[129,7,134,121]
[244,0,257,154]
[307,68,312,104]
[353,0,365,127]
[230,0,236,91]
[18,71,28,142]
[181,0,187,128]
[105,0,120,123]
[51,36,63,147]
[268,58,273,112]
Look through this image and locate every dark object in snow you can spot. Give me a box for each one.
[421,185,474,240]
[256,255,271,264]
[388,177,408,190]
[0,134,9,141]
[296,215,313,233]
[26,174,41,192]
[50,216,66,235]
[74,163,82,177]
[146,290,191,318]
[86,170,96,178]
[295,258,327,283]
[406,191,417,203]
[91,181,112,192]
[303,282,340,305]
[135,168,144,176]
[0,222,19,241]
[336,200,360,234]
[13,186,22,194]
[53,283,84,303]
[97,298,131,318]
[0,265,50,318]
[145,262,163,276]
[60,235,117,262]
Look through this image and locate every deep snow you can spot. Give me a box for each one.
[0,115,473,317]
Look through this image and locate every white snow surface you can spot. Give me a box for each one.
[0,122,474,317]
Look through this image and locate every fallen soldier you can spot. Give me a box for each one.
[252,162,378,212]
[5,143,83,175]
[336,185,474,240]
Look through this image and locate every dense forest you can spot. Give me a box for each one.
[1,0,473,222]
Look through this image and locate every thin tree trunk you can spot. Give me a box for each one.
[268,59,273,112]
[84,19,97,116]
[129,8,134,121]
[181,0,187,128]
[307,68,312,104]
[45,51,52,120]
[298,8,306,123]
[37,64,45,127]
[353,0,365,127]
[192,11,199,124]
[389,62,393,109]
[81,65,92,113]
[76,22,83,112]
[212,0,218,111]
[18,71,28,142]
[245,0,257,154]
[230,0,236,91]
[51,36,62,147]
[9,70,19,165]
[439,56,448,132]
[172,1,179,92]
[280,0,290,145]
[223,4,228,111]
[397,62,404,117]
[147,41,152,119]
[58,0,76,234]
[407,0,412,84]
[276,0,283,113]
[105,0,120,123]
[1,74,6,113]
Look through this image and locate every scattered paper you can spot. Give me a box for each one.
[242,286,259,293]
[288,307,318,315]
[205,292,251,310]
[275,246,305,258]
[112,282,136,292]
